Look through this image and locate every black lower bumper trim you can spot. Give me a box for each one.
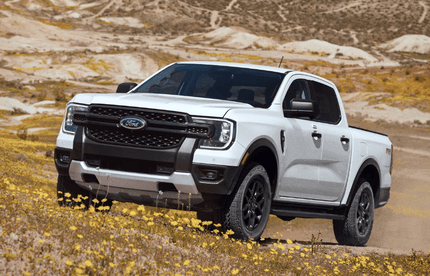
[75,182,204,209]
[54,147,72,176]
[192,164,242,195]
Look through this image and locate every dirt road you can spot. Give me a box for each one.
[263,117,430,254]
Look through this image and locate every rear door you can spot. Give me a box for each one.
[310,80,351,201]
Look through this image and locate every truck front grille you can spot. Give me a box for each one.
[87,127,183,148]
[72,104,212,149]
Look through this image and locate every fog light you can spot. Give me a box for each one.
[199,169,219,180]
[60,154,70,163]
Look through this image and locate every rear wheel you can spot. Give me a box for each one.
[333,179,374,246]
[223,163,271,240]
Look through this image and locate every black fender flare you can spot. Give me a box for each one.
[345,158,381,207]
[227,138,279,195]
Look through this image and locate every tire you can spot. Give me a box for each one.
[223,163,271,240]
[333,179,374,246]
[57,175,90,208]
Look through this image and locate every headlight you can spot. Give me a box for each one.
[63,104,88,134]
[192,117,235,149]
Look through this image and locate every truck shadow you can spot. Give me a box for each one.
[260,237,338,246]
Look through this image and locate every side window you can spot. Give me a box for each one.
[282,79,311,109]
[310,81,341,124]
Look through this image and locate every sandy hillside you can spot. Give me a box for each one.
[379,34,430,54]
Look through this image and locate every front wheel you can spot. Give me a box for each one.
[333,179,374,246]
[224,163,271,240]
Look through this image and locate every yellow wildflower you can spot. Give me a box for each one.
[85,260,92,267]
[65,259,73,266]
[232,268,239,275]
[75,268,85,275]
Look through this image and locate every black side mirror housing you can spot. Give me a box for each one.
[116,82,137,93]
[283,99,319,119]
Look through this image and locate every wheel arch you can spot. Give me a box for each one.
[345,158,381,207]
[239,138,279,196]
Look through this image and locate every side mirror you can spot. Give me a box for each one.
[283,99,319,119]
[116,82,137,93]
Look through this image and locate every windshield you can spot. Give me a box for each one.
[133,64,285,108]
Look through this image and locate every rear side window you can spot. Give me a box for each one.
[310,81,341,124]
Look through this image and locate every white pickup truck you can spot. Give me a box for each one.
[55,61,392,246]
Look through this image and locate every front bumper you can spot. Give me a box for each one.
[69,160,205,207]
[54,126,243,209]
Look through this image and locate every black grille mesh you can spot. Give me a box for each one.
[87,127,183,148]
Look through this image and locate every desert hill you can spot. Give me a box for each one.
[3,0,429,46]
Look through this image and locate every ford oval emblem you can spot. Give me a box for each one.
[119,117,147,130]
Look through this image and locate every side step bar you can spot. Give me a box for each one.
[271,203,346,220]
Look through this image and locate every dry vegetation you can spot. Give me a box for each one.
[1,126,430,275]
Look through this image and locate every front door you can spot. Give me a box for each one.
[278,78,323,199]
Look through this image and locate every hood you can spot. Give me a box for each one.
[71,93,253,118]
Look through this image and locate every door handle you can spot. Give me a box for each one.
[312,132,322,140]
[340,136,350,144]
